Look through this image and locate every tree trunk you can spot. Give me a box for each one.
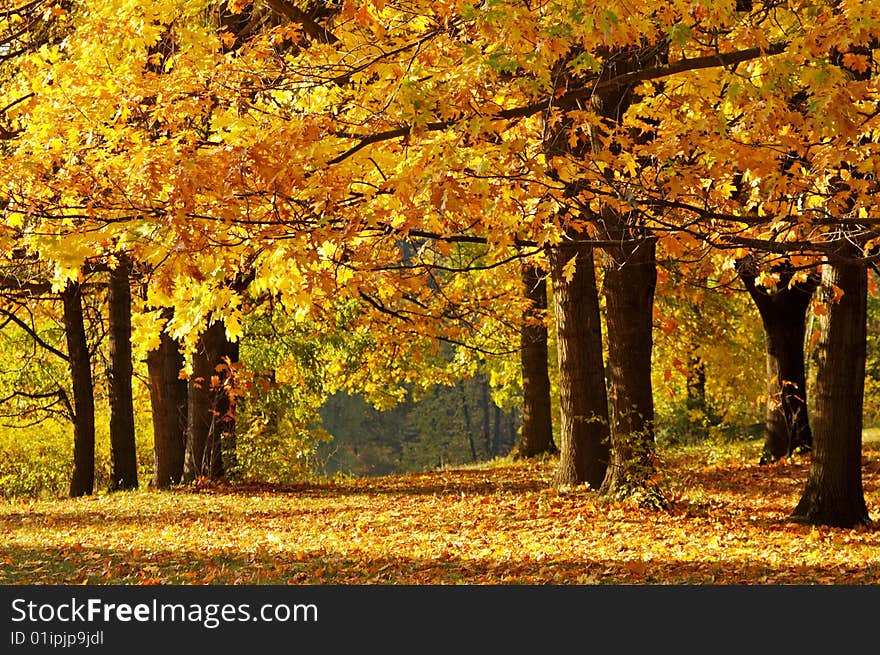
[480,375,491,458]
[223,338,240,475]
[183,320,237,482]
[460,384,478,463]
[550,242,610,489]
[508,409,519,453]
[147,319,188,489]
[685,354,708,439]
[577,42,665,500]
[61,280,95,498]
[107,255,138,491]
[599,232,659,502]
[515,263,556,458]
[791,256,870,528]
[737,258,817,462]
[492,403,502,457]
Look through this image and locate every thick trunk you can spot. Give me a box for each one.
[183,320,237,482]
[599,233,659,501]
[147,323,188,489]
[737,259,816,462]
[791,257,869,527]
[550,242,610,489]
[107,256,138,491]
[61,280,95,498]
[515,264,556,458]
[580,43,665,500]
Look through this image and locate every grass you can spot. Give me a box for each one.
[2,439,880,585]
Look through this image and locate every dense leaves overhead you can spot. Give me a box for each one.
[2,0,878,350]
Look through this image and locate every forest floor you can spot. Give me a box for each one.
[3,439,880,585]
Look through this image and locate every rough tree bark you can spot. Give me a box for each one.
[737,257,817,463]
[514,263,556,458]
[147,314,188,489]
[61,280,95,498]
[791,255,870,528]
[591,41,667,501]
[107,255,138,491]
[599,233,659,500]
[183,320,238,482]
[541,46,618,489]
[550,242,610,489]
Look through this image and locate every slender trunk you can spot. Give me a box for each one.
[147,320,188,489]
[492,403,502,457]
[480,376,491,458]
[223,338,240,475]
[61,280,95,498]
[107,256,138,491]
[183,320,237,482]
[685,354,708,438]
[508,409,519,453]
[515,263,556,458]
[791,256,869,527]
[737,258,817,462]
[600,233,659,501]
[460,384,478,463]
[550,242,610,489]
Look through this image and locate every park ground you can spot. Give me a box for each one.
[2,439,880,585]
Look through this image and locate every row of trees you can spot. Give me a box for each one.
[0,258,241,495]
[1,0,879,527]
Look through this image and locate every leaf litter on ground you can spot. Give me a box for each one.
[2,440,880,585]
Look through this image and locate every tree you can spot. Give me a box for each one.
[106,254,138,491]
[550,243,609,488]
[736,256,817,463]
[513,262,555,458]
[146,310,188,489]
[623,4,880,524]
[60,279,95,497]
[183,319,238,482]
[578,39,667,501]
[600,231,660,500]
[791,249,869,527]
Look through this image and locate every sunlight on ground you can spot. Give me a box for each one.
[2,441,879,585]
